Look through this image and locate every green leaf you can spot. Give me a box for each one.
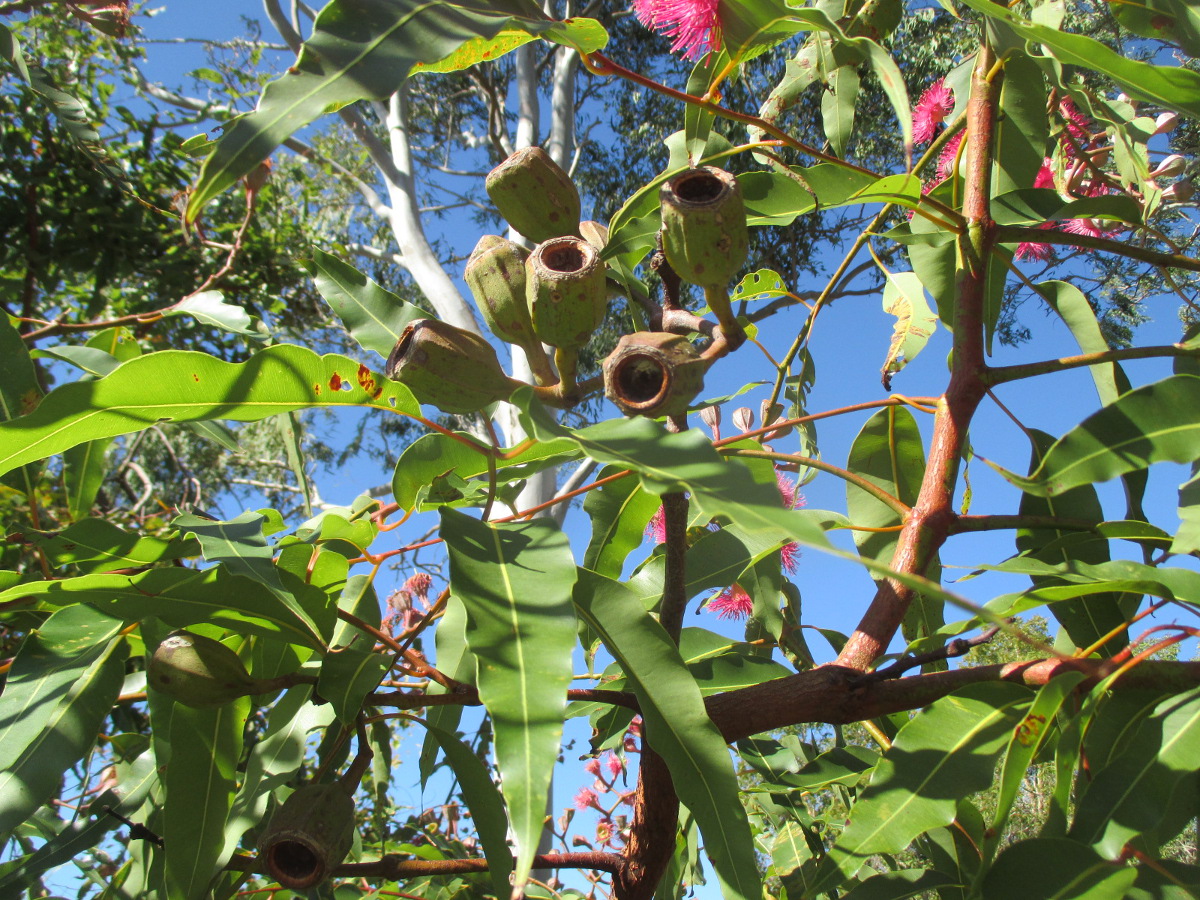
[811,683,1030,892]
[187,1,607,219]
[392,431,577,512]
[684,53,722,166]
[417,721,513,897]
[1037,280,1121,406]
[169,291,263,339]
[991,375,1200,497]
[982,838,1137,899]
[0,567,330,649]
[0,313,43,494]
[986,673,1085,861]
[440,509,577,893]
[731,269,789,304]
[173,511,287,594]
[1016,430,1130,654]
[160,697,250,899]
[1172,464,1200,556]
[1070,686,1200,858]
[572,570,761,900]
[676,627,791,694]
[317,647,391,724]
[302,249,426,360]
[993,54,1048,195]
[419,593,477,786]
[582,467,658,579]
[62,438,111,522]
[23,518,198,574]
[880,271,938,385]
[0,345,419,477]
[840,870,959,900]
[0,606,128,836]
[956,0,1200,121]
[821,64,859,159]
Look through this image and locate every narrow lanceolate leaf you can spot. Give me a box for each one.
[186,1,607,219]
[992,375,1200,497]
[418,721,514,898]
[1016,430,1129,655]
[0,345,419,477]
[986,673,1085,861]
[303,249,426,360]
[441,509,578,894]
[63,438,112,521]
[25,518,198,574]
[1171,464,1200,556]
[880,272,938,386]
[0,606,128,836]
[161,698,250,900]
[582,466,659,578]
[419,593,478,786]
[0,567,330,649]
[0,313,42,494]
[573,571,762,900]
[810,683,1031,893]
[1070,686,1200,858]
[173,511,286,594]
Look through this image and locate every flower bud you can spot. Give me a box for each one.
[1154,112,1179,136]
[486,147,581,243]
[385,318,516,413]
[1165,179,1195,201]
[603,332,708,418]
[464,235,539,349]
[259,783,356,890]
[660,167,749,287]
[1149,154,1186,179]
[149,631,261,709]
[527,237,608,350]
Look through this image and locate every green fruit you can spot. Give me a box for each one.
[259,783,356,890]
[603,332,708,418]
[485,147,581,243]
[148,630,260,708]
[464,235,537,349]
[527,237,607,350]
[385,318,516,414]
[660,166,749,287]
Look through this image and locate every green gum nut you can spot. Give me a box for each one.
[660,166,749,287]
[603,332,708,418]
[485,146,581,243]
[527,237,607,350]
[258,783,356,891]
[464,235,538,350]
[148,630,261,709]
[385,318,516,414]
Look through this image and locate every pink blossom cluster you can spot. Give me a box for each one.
[567,720,641,850]
[912,81,1186,260]
[383,571,435,635]
[632,0,721,60]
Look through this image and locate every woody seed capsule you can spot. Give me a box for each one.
[464,235,539,349]
[603,332,708,418]
[385,318,516,414]
[660,167,749,287]
[259,783,356,890]
[527,237,608,350]
[486,147,581,243]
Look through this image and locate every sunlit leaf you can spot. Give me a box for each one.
[441,509,577,893]
[982,838,1137,899]
[880,271,938,385]
[0,345,419,477]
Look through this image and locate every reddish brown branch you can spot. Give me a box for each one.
[224,851,624,880]
[835,43,1000,671]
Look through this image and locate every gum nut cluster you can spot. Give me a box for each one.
[383,149,750,422]
[148,630,269,708]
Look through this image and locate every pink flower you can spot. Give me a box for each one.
[781,541,801,574]
[403,572,432,601]
[1033,159,1056,190]
[1059,98,1091,156]
[1062,217,1108,239]
[584,758,602,777]
[936,131,965,180]
[913,78,954,145]
[633,0,721,60]
[775,470,802,510]
[574,787,600,811]
[645,506,667,543]
[596,819,616,846]
[707,585,754,620]
[1015,240,1054,262]
[605,753,623,777]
